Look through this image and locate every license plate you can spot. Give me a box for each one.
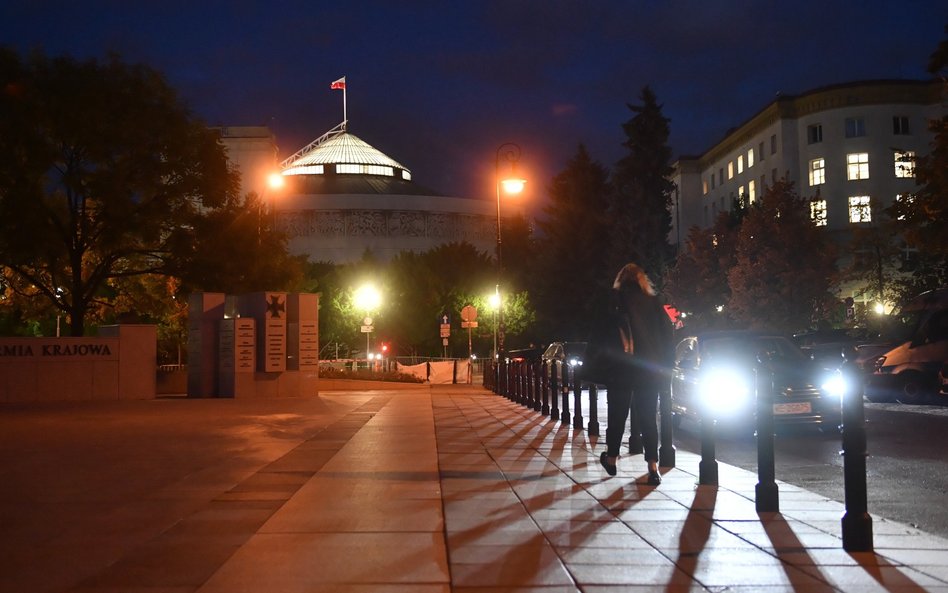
[773,402,812,415]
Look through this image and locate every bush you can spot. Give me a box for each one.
[318,365,425,384]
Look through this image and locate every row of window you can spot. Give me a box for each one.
[809,194,911,226]
[807,151,915,186]
[705,134,780,192]
[807,116,912,145]
[278,163,413,180]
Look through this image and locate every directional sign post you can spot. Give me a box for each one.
[460,305,478,363]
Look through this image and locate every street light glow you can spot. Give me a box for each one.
[500,177,526,195]
[354,284,381,312]
[267,171,285,190]
[489,291,501,309]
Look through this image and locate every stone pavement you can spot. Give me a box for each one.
[2,384,948,592]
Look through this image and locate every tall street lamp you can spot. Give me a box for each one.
[495,143,525,357]
[488,289,501,360]
[353,283,381,367]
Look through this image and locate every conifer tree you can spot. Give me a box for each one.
[609,86,675,284]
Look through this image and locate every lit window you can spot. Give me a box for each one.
[728,162,734,179]
[894,151,916,178]
[810,200,828,227]
[845,117,866,138]
[848,195,872,223]
[737,155,744,174]
[337,164,394,176]
[402,170,411,181]
[893,116,911,135]
[702,180,709,195]
[738,185,745,206]
[809,158,826,186]
[747,148,754,168]
[807,124,822,144]
[847,153,869,180]
[748,179,756,203]
[282,164,324,176]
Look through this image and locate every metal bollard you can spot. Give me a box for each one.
[560,362,571,425]
[587,383,600,436]
[841,361,873,552]
[549,361,560,419]
[659,388,676,468]
[572,370,584,430]
[541,361,551,415]
[755,364,779,512]
[699,412,718,485]
[534,362,543,412]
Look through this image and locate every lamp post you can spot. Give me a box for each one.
[353,283,381,368]
[489,289,501,360]
[494,143,525,357]
[258,171,286,243]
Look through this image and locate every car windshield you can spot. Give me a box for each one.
[702,336,806,365]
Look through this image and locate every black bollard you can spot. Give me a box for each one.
[560,362,572,425]
[541,361,551,415]
[587,383,600,436]
[572,370,584,430]
[755,364,779,512]
[699,413,718,485]
[659,388,676,468]
[841,361,873,552]
[549,361,560,419]
[532,362,542,412]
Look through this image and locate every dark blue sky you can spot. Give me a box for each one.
[3,1,946,205]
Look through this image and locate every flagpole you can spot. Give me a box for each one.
[343,85,347,130]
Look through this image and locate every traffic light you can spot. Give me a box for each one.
[380,343,389,355]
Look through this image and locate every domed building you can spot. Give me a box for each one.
[221,122,500,264]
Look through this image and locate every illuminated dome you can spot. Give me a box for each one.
[269,122,498,263]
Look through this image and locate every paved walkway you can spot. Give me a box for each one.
[2,384,948,592]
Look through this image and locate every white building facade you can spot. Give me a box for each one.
[671,80,942,246]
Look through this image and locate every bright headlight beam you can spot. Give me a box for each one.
[700,367,751,415]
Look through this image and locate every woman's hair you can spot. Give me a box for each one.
[612,262,656,296]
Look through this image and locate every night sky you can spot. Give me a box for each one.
[3,1,946,209]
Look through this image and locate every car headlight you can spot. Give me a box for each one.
[568,357,582,367]
[821,371,848,399]
[700,367,751,415]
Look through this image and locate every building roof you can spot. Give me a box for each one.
[283,131,408,170]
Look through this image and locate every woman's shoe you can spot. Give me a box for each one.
[599,452,617,476]
[647,469,661,485]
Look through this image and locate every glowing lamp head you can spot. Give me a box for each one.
[267,172,286,190]
[500,177,526,195]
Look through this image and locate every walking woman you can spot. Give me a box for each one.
[596,263,674,484]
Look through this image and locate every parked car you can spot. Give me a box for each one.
[793,327,877,370]
[866,288,948,404]
[541,341,587,368]
[671,331,845,433]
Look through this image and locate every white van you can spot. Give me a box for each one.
[867,288,948,403]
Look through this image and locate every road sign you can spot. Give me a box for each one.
[440,327,451,338]
[439,312,450,325]
[361,325,374,333]
[442,338,449,346]
[461,321,478,328]
[461,305,477,322]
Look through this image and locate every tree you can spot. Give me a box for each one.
[609,86,675,283]
[664,203,746,331]
[533,144,613,339]
[727,180,838,332]
[885,27,948,294]
[0,50,243,335]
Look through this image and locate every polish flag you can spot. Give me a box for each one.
[330,77,346,90]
